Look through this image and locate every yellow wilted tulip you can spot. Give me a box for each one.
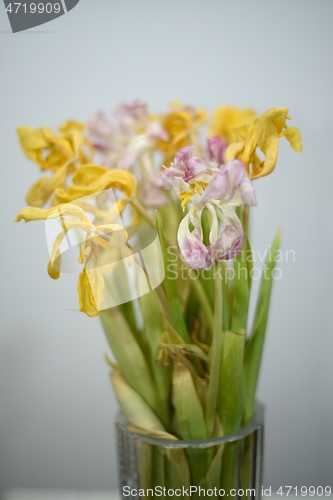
[208,105,256,144]
[15,164,138,317]
[17,120,93,207]
[225,107,302,178]
[158,103,207,163]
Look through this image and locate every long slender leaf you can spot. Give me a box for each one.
[184,284,200,333]
[199,208,215,310]
[221,262,230,330]
[155,212,190,342]
[220,442,238,495]
[161,447,191,492]
[243,230,281,423]
[231,236,252,334]
[110,370,165,432]
[240,434,253,499]
[217,330,245,435]
[192,444,224,500]
[173,361,207,440]
[152,447,166,498]
[100,309,162,421]
[139,289,171,425]
[137,442,153,491]
[173,361,212,484]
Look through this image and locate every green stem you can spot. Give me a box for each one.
[130,197,214,334]
[205,261,223,437]
[243,205,250,237]
[190,275,214,334]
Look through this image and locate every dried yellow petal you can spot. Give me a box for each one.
[78,267,103,317]
[69,166,137,199]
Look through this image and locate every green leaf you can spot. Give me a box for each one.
[110,370,165,432]
[139,290,171,425]
[221,262,230,331]
[100,309,161,421]
[217,330,245,435]
[199,209,215,310]
[205,263,223,438]
[199,266,215,312]
[173,361,207,441]
[139,443,153,491]
[243,230,281,423]
[152,446,166,491]
[102,259,140,337]
[185,284,200,333]
[192,444,224,499]
[155,211,190,342]
[173,361,213,485]
[230,237,252,334]
[220,442,238,494]
[161,447,191,492]
[118,302,140,338]
[240,434,253,496]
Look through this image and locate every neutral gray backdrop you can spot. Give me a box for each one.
[1,0,332,494]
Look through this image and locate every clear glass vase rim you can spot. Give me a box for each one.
[116,401,264,449]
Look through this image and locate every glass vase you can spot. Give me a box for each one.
[116,402,264,499]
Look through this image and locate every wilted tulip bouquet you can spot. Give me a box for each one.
[15,101,301,494]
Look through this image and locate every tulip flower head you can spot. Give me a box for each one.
[161,146,257,270]
[17,120,93,207]
[88,100,169,208]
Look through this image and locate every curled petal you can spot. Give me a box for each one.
[148,170,164,189]
[25,163,70,207]
[211,224,244,261]
[197,172,228,210]
[158,106,207,164]
[161,167,173,189]
[174,146,195,165]
[223,107,302,179]
[198,160,257,208]
[15,203,92,225]
[280,126,303,152]
[161,146,209,191]
[141,168,170,208]
[88,112,113,136]
[178,211,213,270]
[78,267,103,317]
[52,188,74,206]
[48,257,61,280]
[47,229,67,279]
[114,100,148,132]
[58,120,86,133]
[186,157,208,177]
[69,166,137,199]
[17,122,90,173]
[206,136,228,165]
[146,122,169,141]
[239,175,257,206]
[72,164,108,185]
[88,112,114,150]
[174,146,208,178]
[208,106,256,143]
[218,159,257,206]
[118,135,153,169]
[207,204,244,262]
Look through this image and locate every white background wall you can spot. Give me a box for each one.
[1,0,332,494]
